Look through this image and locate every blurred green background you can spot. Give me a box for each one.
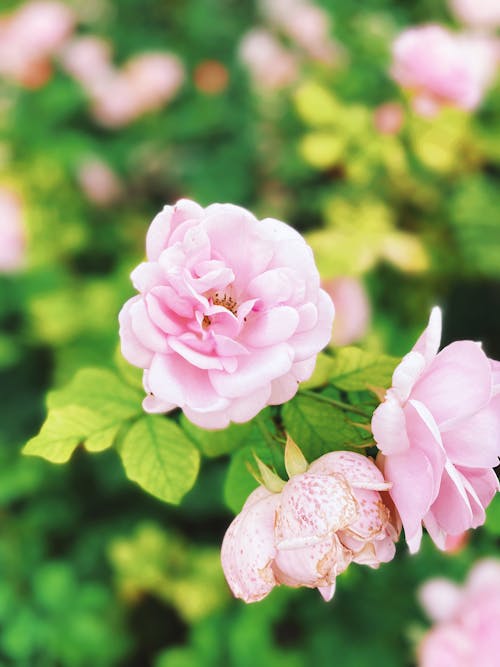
[0,0,499,665]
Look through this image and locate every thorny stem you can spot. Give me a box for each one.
[299,389,372,419]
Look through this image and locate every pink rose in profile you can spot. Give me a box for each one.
[239,29,299,91]
[0,188,26,273]
[391,24,498,116]
[0,1,75,87]
[418,559,500,667]
[322,277,371,347]
[372,307,500,553]
[221,447,398,603]
[119,199,334,428]
[449,0,500,30]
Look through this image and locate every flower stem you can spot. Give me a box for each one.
[299,389,371,418]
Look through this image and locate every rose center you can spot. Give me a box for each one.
[202,291,238,329]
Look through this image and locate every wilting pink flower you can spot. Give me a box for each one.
[418,559,500,666]
[221,450,398,603]
[449,0,500,30]
[0,188,26,273]
[391,25,498,115]
[373,102,405,135]
[239,29,299,91]
[322,277,371,347]
[373,307,500,553]
[77,158,122,206]
[0,1,75,87]
[119,199,334,428]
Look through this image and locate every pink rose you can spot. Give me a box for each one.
[418,559,500,667]
[239,29,299,91]
[391,24,498,115]
[221,449,398,603]
[119,199,334,428]
[449,0,500,30]
[0,1,75,87]
[60,36,114,92]
[0,187,26,273]
[372,307,500,553]
[322,277,371,347]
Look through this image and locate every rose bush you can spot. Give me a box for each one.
[119,199,334,428]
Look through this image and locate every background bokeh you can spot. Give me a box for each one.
[0,0,499,665]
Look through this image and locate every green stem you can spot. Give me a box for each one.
[299,389,371,418]
[255,413,284,471]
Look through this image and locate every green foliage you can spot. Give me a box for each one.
[119,415,201,505]
[324,347,400,391]
[23,368,142,463]
[282,393,371,462]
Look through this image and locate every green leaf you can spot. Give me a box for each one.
[485,493,500,536]
[326,347,399,391]
[180,416,254,458]
[119,415,200,504]
[23,368,142,463]
[282,394,370,461]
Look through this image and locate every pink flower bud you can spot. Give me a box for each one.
[372,307,500,553]
[77,158,122,207]
[373,102,405,135]
[221,450,398,603]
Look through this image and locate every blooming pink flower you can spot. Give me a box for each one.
[77,158,122,206]
[418,559,500,667]
[322,277,371,347]
[372,307,500,553]
[449,0,500,31]
[0,1,75,88]
[0,188,26,273]
[119,199,334,428]
[239,29,299,91]
[221,450,398,603]
[391,24,498,116]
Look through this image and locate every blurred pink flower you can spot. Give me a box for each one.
[418,559,500,666]
[221,450,398,603]
[322,277,371,347]
[119,199,334,428]
[0,188,26,273]
[77,158,122,206]
[373,307,500,553]
[239,29,299,91]
[449,0,500,30]
[391,24,498,115]
[60,36,114,92]
[260,0,340,64]
[0,1,75,87]
[92,53,184,127]
[373,102,405,135]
